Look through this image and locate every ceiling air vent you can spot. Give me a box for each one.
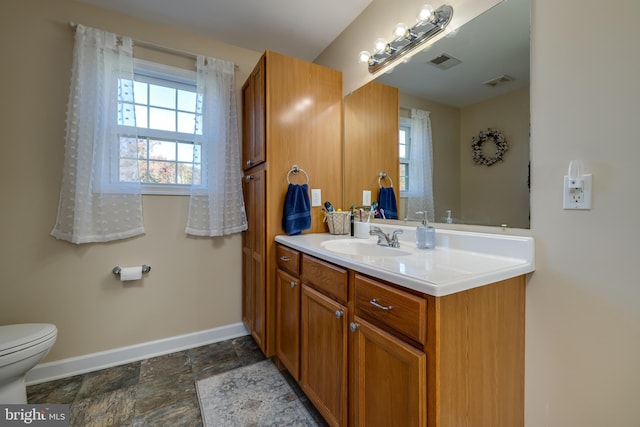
[483,74,516,87]
[427,53,462,70]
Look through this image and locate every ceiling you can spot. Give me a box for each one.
[75,0,373,62]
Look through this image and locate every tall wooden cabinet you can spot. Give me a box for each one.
[241,51,343,356]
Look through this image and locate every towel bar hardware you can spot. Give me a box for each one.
[378,171,394,188]
[287,165,309,185]
[112,265,151,276]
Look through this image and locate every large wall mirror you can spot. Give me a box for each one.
[344,0,530,228]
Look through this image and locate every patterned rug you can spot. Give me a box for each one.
[196,359,318,427]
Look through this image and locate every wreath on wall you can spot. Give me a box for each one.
[471,128,508,166]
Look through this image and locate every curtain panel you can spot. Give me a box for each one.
[51,25,144,244]
[185,56,247,236]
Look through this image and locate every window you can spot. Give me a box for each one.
[118,60,200,195]
[399,118,411,194]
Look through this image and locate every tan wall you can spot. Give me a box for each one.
[320,0,640,425]
[0,0,262,361]
[460,87,530,228]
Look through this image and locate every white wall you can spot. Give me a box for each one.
[320,0,640,425]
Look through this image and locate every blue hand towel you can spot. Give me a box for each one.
[377,187,398,219]
[282,183,311,235]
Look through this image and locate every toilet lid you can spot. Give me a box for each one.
[0,324,57,357]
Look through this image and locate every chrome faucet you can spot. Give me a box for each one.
[370,227,403,248]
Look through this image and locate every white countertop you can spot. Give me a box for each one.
[275,224,535,296]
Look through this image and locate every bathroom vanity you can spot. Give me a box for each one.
[274,224,534,427]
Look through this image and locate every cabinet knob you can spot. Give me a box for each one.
[245,175,254,182]
[280,256,291,262]
[246,160,253,166]
[335,310,344,319]
[370,298,393,311]
[349,322,359,332]
[290,281,297,288]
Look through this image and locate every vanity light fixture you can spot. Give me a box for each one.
[359,4,453,74]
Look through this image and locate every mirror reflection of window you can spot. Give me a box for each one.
[399,118,411,194]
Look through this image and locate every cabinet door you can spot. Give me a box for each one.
[242,167,266,352]
[301,285,348,427]
[351,317,426,427]
[241,56,265,171]
[276,268,300,380]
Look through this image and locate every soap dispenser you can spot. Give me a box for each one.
[415,211,435,249]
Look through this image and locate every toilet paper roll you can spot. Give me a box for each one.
[119,266,143,282]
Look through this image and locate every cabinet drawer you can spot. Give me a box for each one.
[301,254,348,304]
[276,244,301,275]
[354,274,426,344]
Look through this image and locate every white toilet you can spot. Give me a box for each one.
[0,323,57,403]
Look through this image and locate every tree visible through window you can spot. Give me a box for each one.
[118,60,201,193]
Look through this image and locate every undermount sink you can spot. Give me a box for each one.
[321,239,413,257]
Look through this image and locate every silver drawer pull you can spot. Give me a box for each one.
[349,322,359,332]
[246,160,253,166]
[335,310,344,319]
[290,281,297,288]
[370,299,393,311]
[245,175,254,181]
[279,256,291,262]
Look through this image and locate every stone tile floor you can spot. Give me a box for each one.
[27,335,327,426]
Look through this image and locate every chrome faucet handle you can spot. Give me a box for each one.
[390,229,403,248]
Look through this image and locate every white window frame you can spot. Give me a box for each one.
[399,117,411,195]
[124,59,200,196]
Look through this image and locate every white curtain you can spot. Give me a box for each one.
[51,25,144,244]
[186,56,248,236]
[406,109,435,221]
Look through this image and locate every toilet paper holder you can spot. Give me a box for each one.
[112,265,151,276]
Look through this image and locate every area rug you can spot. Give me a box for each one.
[196,359,318,427]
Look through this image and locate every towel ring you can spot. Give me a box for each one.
[287,165,309,185]
[378,172,393,188]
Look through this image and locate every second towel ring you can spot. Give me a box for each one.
[287,165,309,185]
[378,172,393,188]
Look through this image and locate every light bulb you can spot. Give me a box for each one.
[358,50,371,63]
[393,22,408,40]
[374,38,387,53]
[417,4,434,23]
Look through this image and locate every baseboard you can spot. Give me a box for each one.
[26,322,249,385]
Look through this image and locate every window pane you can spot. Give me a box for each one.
[149,84,175,109]
[177,163,193,184]
[177,142,194,162]
[119,159,139,182]
[192,164,202,185]
[149,139,176,161]
[138,160,149,183]
[148,161,176,183]
[399,129,407,159]
[134,81,148,104]
[149,107,176,131]
[400,163,407,192]
[177,112,196,134]
[119,103,136,126]
[119,136,138,158]
[178,90,196,112]
[135,105,148,128]
[137,138,148,159]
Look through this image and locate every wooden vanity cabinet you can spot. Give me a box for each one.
[275,245,301,380]
[351,273,427,427]
[241,51,342,356]
[301,254,349,427]
[275,243,526,427]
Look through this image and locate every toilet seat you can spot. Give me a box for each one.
[0,324,57,357]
